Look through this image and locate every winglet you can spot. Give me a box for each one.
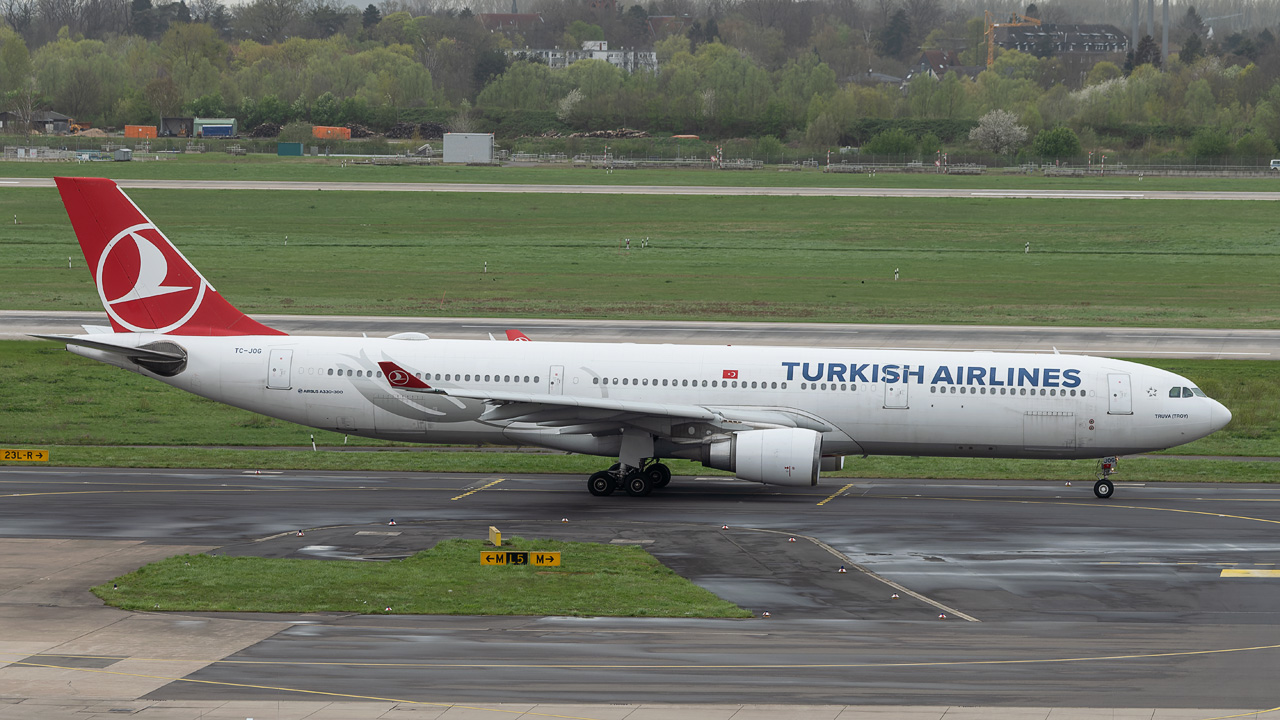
[506,329,531,342]
[378,361,436,391]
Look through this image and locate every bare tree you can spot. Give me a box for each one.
[903,0,940,46]
[1,0,37,35]
[79,0,127,37]
[233,0,302,42]
[36,0,85,37]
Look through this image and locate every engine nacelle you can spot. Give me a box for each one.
[701,428,822,486]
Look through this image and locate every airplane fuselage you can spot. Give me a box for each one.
[70,333,1228,463]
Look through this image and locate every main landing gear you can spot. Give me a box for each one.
[1093,456,1118,499]
[587,460,672,497]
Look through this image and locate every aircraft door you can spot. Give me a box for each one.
[1107,373,1132,415]
[267,349,293,390]
[883,382,908,409]
[548,365,564,395]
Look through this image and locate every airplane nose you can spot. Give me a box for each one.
[1210,400,1232,432]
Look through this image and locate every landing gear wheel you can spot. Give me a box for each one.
[1093,478,1114,499]
[645,463,672,489]
[624,472,654,497]
[588,471,615,496]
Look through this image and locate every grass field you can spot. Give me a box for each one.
[92,538,753,617]
[6,153,1280,191]
[2,186,1279,326]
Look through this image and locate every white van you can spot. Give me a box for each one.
[1270,159,1280,170]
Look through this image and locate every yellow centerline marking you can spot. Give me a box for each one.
[11,641,1280,670]
[1200,707,1280,720]
[452,478,505,501]
[886,494,1280,528]
[1,660,604,719]
[7,656,1280,720]
[817,483,854,506]
[1221,569,1280,578]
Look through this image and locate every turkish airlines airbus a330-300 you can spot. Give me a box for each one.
[39,177,1232,499]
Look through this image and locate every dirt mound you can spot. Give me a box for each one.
[248,123,282,138]
[569,128,649,139]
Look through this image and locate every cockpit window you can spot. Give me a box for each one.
[1169,387,1182,398]
[1190,387,1207,397]
[1182,387,1194,398]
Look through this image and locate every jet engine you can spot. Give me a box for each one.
[701,428,822,486]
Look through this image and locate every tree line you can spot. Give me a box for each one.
[5,0,1280,159]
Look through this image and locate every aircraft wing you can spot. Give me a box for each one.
[377,361,830,435]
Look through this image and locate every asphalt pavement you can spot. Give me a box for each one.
[2,468,1279,717]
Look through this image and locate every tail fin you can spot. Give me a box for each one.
[506,329,531,342]
[55,177,284,336]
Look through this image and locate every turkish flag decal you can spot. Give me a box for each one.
[722,370,738,379]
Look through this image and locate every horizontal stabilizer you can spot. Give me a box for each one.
[31,334,185,361]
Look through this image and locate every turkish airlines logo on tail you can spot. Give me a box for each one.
[97,224,207,333]
[387,369,411,386]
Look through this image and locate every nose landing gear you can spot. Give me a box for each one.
[1093,456,1117,499]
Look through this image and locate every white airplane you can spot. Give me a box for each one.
[38,177,1232,500]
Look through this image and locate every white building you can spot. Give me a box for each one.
[509,41,657,73]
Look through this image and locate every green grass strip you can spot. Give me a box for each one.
[9,446,1278,483]
[92,538,752,618]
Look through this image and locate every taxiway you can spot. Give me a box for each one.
[1,468,1279,716]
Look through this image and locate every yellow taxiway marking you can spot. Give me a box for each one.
[817,483,854,506]
[1,659,606,720]
[13,652,1280,720]
[452,478,505,501]
[1199,708,1280,720]
[1221,569,1280,578]
[886,494,1280,529]
[10,640,1280,671]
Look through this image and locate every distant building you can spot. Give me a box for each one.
[509,41,657,73]
[993,23,1129,58]
[909,50,984,81]
[0,110,71,134]
[845,70,904,87]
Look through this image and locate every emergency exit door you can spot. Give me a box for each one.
[1107,373,1132,415]
[267,349,293,390]
[548,365,564,395]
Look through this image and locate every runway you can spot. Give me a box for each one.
[2,467,1280,715]
[3,310,1276,359]
[5,175,1280,200]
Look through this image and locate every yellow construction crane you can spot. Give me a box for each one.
[985,10,1042,67]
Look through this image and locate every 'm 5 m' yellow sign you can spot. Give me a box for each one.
[480,551,561,566]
